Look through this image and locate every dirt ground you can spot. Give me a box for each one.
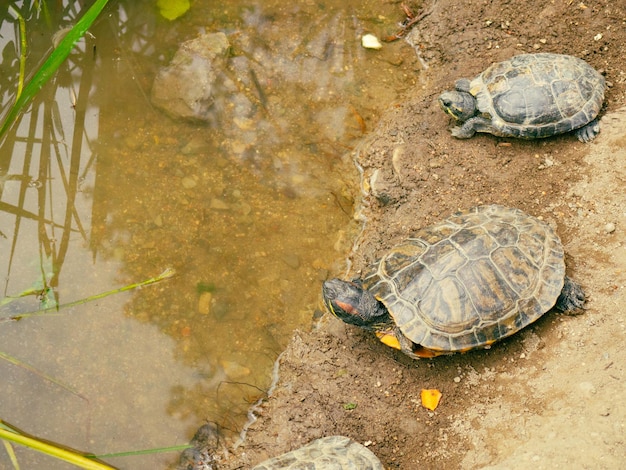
[221,0,626,468]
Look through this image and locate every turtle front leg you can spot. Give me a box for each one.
[574,118,600,142]
[454,78,471,93]
[451,116,500,139]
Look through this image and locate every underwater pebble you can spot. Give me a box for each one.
[604,222,616,234]
[361,34,382,50]
[124,134,143,150]
[113,247,125,261]
[317,268,329,281]
[151,32,230,121]
[182,177,197,189]
[198,292,212,315]
[221,360,251,380]
[238,202,252,216]
[233,117,255,131]
[282,254,301,269]
[210,198,230,210]
[181,136,210,155]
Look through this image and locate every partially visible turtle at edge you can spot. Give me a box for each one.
[438,53,605,142]
[323,205,585,359]
[252,436,383,470]
[177,425,383,470]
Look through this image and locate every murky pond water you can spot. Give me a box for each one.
[0,1,419,467]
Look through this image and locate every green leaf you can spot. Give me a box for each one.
[157,0,191,21]
[0,0,111,139]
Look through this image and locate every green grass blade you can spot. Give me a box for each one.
[2,439,20,469]
[7,6,27,101]
[0,350,87,400]
[3,268,176,322]
[0,0,110,139]
[94,444,192,458]
[0,428,116,470]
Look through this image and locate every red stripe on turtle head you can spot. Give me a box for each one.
[333,300,361,317]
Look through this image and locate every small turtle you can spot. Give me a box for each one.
[323,205,585,359]
[252,436,383,470]
[438,53,605,142]
[178,427,383,470]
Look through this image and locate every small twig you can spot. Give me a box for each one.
[383,2,436,42]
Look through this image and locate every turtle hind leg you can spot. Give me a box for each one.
[555,276,586,314]
[574,118,600,142]
[451,116,501,139]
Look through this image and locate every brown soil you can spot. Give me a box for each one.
[226,0,626,468]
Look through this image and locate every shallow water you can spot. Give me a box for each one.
[0,1,419,467]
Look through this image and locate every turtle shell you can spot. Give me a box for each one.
[363,205,565,353]
[470,53,605,138]
[252,436,383,470]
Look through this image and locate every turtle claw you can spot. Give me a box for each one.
[575,119,600,142]
[450,125,474,139]
[450,126,464,138]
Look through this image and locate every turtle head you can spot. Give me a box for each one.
[322,278,389,331]
[438,91,477,122]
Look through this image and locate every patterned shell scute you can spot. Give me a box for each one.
[470,53,605,138]
[364,205,565,352]
[251,436,384,470]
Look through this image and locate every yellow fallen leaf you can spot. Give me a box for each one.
[157,0,190,20]
[421,389,442,411]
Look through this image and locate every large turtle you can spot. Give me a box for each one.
[323,205,585,359]
[438,53,605,142]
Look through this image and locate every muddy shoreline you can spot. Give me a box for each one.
[216,0,626,468]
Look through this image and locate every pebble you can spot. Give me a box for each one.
[604,222,616,234]
[181,136,210,155]
[210,198,230,210]
[453,376,461,383]
[316,268,329,281]
[361,34,383,50]
[538,157,554,169]
[233,117,255,131]
[578,381,596,396]
[391,145,405,176]
[124,134,143,150]
[281,254,301,269]
[237,202,252,216]
[220,360,251,380]
[369,169,390,203]
[198,292,212,315]
[182,177,197,189]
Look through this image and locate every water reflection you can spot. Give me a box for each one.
[0,0,418,467]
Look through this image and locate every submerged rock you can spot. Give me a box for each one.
[151,32,230,121]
